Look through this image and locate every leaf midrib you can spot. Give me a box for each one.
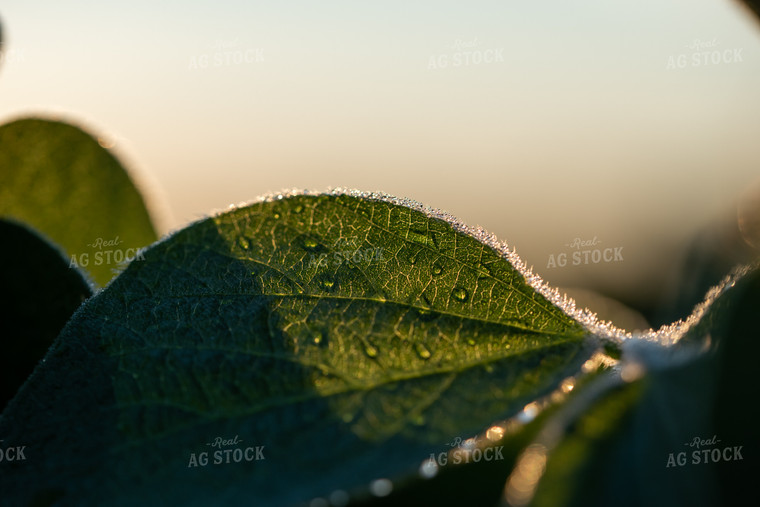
[216,197,574,334]
[115,290,576,337]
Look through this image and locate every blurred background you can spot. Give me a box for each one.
[1,0,758,329]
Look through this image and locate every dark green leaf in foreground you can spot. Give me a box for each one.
[0,118,158,287]
[0,192,597,505]
[0,219,91,410]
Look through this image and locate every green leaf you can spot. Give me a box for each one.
[0,118,158,287]
[512,265,760,507]
[358,373,585,507]
[0,191,597,505]
[524,377,643,507]
[0,219,91,410]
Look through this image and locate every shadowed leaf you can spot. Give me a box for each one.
[0,192,597,505]
[0,219,91,410]
[516,266,759,507]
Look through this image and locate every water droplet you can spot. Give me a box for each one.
[419,458,439,479]
[369,478,392,497]
[364,344,379,358]
[486,425,505,442]
[273,212,281,219]
[452,286,469,302]
[313,334,324,345]
[517,402,540,423]
[415,342,432,360]
[560,377,575,393]
[237,237,250,250]
[302,238,320,252]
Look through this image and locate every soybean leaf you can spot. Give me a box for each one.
[512,266,760,507]
[0,118,157,287]
[0,219,91,410]
[358,370,592,507]
[518,376,643,507]
[0,191,598,506]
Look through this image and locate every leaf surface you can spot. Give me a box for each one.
[0,192,595,505]
[511,265,760,507]
[0,118,157,287]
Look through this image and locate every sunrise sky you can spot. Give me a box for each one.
[1,0,759,315]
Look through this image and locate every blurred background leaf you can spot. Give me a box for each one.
[0,118,158,287]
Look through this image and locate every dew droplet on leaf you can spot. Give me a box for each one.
[419,459,438,479]
[302,238,320,252]
[486,425,505,442]
[364,344,379,358]
[415,342,432,360]
[452,286,469,302]
[369,479,392,497]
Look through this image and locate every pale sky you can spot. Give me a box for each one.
[1,0,759,316]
